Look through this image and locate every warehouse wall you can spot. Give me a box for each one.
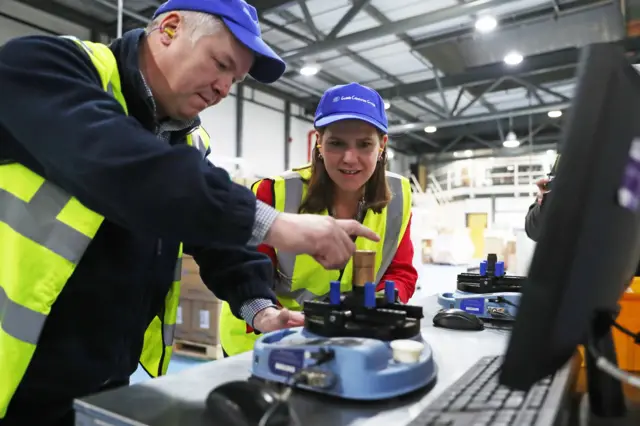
[200,87,314,178]
[0,1,90,41]
[389,152,412,176]
[442,196,535,231]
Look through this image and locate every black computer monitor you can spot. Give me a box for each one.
[499,41,640,417]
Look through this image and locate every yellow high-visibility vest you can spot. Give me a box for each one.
[0,36,211,418]
[219,165,413,356]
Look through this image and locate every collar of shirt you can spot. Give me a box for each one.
[108,29,199,142]
[138,70,196,142]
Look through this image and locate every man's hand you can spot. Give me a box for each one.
[535,178,550,205]
[264,213,380,269]
[252,307,305,333]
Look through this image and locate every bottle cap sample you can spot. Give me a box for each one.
[353,250,376,287]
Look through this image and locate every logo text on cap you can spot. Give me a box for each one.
[332,95,376,108]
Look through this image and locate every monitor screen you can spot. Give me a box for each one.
[500,41,640,390]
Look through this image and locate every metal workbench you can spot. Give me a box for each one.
[74,295,511,425]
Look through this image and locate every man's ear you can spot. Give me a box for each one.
[159,12,181,45]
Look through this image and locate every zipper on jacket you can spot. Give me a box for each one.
[157,239,162,255]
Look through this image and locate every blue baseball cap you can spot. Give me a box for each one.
[153,0,286,84]
[314,83,388,133]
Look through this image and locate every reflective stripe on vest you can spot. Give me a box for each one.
[0,286,44,345]
[0,35,211,417]
[218,167,412,356]
[0,180,92,264]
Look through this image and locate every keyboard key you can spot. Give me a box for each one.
[516,409,539,425]
[503,394,525,409]
[408,356,568,426]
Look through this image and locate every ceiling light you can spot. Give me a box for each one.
[464,150,473,157]
[503,131,520,148]
[299,64,319,76]
[453,152,461,157]
[547,110,562,118]
[384,101,391,110]
[503,51,523,66]
[424,125,437,133]
[475,16,497,33]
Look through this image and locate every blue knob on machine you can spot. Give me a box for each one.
[330,281,341,305]
[495,261,505,277]
[385,280,396,303]
[364,282,376,308]
[479,260,488,276]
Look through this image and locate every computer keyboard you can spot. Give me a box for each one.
[408,355,575,426]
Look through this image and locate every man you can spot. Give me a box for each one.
[524,177,550,241]
[525,154,560,240]
[0,0,378,424]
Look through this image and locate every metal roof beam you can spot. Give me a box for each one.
[373,37,640,101]
[326,0,371,40]
[278,0,522,61]
[104,5,156,35]
[424,141,558,162]
[399,112,557,141]
[16,0,110,31]
[255,0,298,15]
[388,101,571,134]
[411,0,613,51]
[268,10,438,121]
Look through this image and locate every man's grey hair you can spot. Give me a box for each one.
[147,11,224,43]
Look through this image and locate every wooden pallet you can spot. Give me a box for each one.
[173,339,222,360]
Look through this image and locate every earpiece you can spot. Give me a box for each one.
[163,27,175,38]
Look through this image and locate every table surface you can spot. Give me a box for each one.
[75,295,513,426]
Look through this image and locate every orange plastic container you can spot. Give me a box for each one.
[578,278,640,371]
[612,278,640,371]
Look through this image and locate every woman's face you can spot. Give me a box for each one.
[318,120,388,193]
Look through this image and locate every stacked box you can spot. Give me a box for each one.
[176,255,221,346]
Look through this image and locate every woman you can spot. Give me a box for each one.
[219,82,418,356]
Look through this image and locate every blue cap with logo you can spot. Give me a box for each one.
[153,0,286,84]
[314,83,388,134]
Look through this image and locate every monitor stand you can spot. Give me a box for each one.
[584,311,627,418]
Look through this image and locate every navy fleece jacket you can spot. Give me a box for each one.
[0,30,276,418]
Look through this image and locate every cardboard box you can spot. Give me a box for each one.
[484,237,505,260]
[189,300,221,346]
[421,239,433,264]
[180,255,219,303]
[175,298,192,341]
[503,241,517,270]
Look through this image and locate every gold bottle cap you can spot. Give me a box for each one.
[353,250,376,268]
[353,250,376,287]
